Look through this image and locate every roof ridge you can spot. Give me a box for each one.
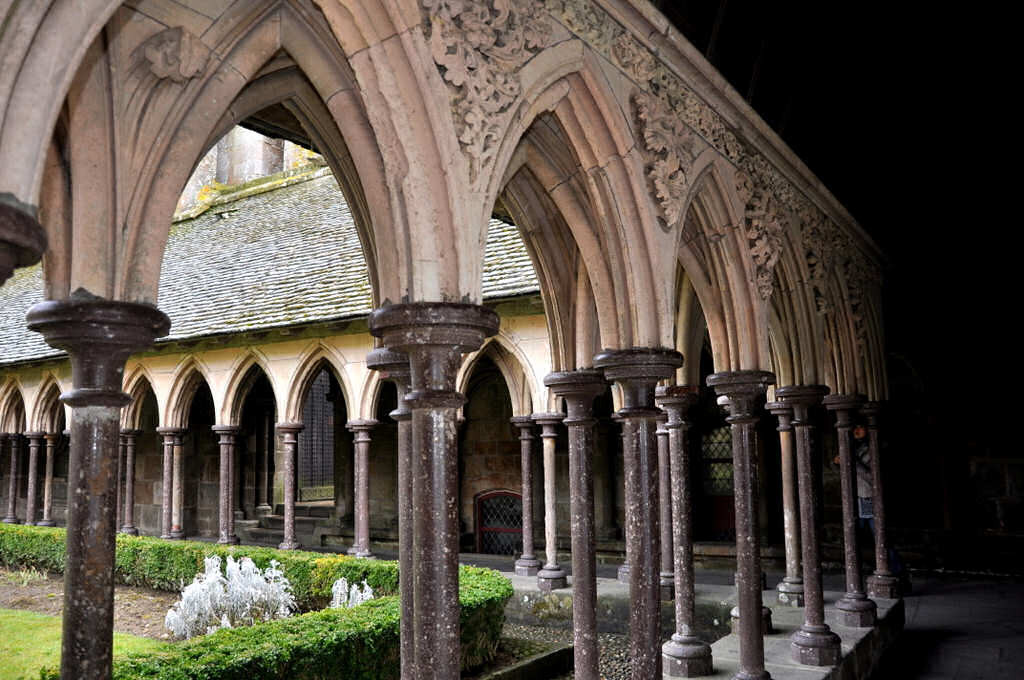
[173,164,332,223]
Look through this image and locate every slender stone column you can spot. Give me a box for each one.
[38,434,59,526]
[27,295,169,680]
[24,432,44,525]
[115,433,126,531]
[367,348,415,680]
[546,370,605,680]
[120,430,140,534]
[347,419,378,558]
[369,302,498,680]
[776,386,840,665]
[766,401,804,607]
[511,416,541,576]
[534,412,567,591]
[824,394,877,627]
[257,411,273,512]
[169,432,185,539]
[658,386,713,677]
[708,370,774,680]
[656,412,675,600]
[155,428,180,538]
[277,423,302,550]
[212,426,241,545]
[3,435,20,523]
[595,348,684,680]
[862,402,900,599]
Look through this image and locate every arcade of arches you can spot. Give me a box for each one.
[0,1,892,679]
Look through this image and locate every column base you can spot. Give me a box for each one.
[160,533,172,540]
[1,517,21,524]
[346,545,359,556]
[835,594,877,627]
[732,670,771,680]
[256,504,272,515]
[730,606,773,634]
[514,556,541,576]
[790,625,841,666]
[537,566,567,592]
[169,530,185,539]
[617,562,630,584]
[217,536,240,545]
[278,540,300,551]
[119,525,138,535]
[777,579,805,607]
[866,573,901,599]
[660,571,676,600]
[662,634,713,677]
[36,520,56,527]
[354,550,374,559]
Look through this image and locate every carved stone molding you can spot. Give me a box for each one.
[736,171,785,299]
[424,0,553,182]
[135,26,208,83]
[633,91,696,231]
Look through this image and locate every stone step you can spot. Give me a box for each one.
[273,503,334,518]
[259,514,332,531]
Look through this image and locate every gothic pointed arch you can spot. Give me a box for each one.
[458,335,539,418]
[221,351,279,427]
[0,380,27,433]
[164,356,215,429]
[121,365,158,431]
[284,342,352,423]
[28,374,65,433]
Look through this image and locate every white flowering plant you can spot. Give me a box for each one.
[329,576,374,609]
[164,555,296,639]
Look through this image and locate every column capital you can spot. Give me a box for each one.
[346,419,378,439]
[766,401,793,431]
[594,347,682,415]
[275,421,304,435]
[211,425,241,440]
[545,369,605,425]
[823,393,866,425]
[44,432,60,443]
[120,428,142,438]
[707,370,774,422]
[510,416,534,437]
[155,426,187,438]
[0,198,47,285]
[860,400,883,422]
[26,295,169,408]
[531,412,563,435]
[24,431,47,440]
[655,384,699,428]
[367,347,412,421]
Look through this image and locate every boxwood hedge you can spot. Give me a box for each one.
[0,524,512,679]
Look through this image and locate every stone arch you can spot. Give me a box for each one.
[284,342,353,424]
[0,378,27,433]
[28,374,65,433]
[163,357,215,429]
[458,335,539,418]
[221,351,279,428]
[121,366,158,431]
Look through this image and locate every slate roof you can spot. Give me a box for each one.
[0,168,539,367]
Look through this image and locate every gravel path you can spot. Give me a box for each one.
[503,622,634,680]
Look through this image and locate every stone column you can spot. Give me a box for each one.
[656,412,675,600]
[511,416,541,576]
[367,348,415,680]
[658,386,712,677]
[766,401,804,607]
[862,402,900,599]
[38,434,59,526]
[614,412,630,585]
[546,370,606,680]
[347,419,378,558]
[276,423,302,550]
[776,385,840,665]
[115,433,126,531]
[534,412,567,591]
[27,295,169,680]
[3,435,20,523]
[213,426,241,545]
[824,394,877,628]
[707,370,774,680]
[170,432,185,539]
[595,348,683,680]
[257,411,273,513]
[369,302,498,680]
[155,427,180,539]
[24,432,44,525]
[120,430,140,534]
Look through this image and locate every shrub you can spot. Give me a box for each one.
[2,524,513,680]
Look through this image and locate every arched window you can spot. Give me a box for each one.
[299,368,336,501]
[475,490,522,555]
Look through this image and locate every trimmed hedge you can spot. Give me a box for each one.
[0,524,512,679]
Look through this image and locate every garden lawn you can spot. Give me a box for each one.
[0,608,169,680]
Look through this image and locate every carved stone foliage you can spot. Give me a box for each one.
[735,171,785,300]
[135,26,208,83]
[633,92,695,231]
[424,0,553,182]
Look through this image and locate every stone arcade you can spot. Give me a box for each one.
[0,1,895,679]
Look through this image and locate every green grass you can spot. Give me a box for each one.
[0,608,169,680]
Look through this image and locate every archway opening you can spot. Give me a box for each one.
[239,371,276,518]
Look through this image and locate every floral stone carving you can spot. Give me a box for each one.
[736,171,786,300]
[136,26,208,83]
[633,91,696,231]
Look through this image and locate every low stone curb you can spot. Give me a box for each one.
[476,643,574,680]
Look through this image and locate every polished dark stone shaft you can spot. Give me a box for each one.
[370,302,498,680]
[348,419,378,558]
[657,412,675,600]
[511,416,541,577]
[38,434,58,526]
[535,412,567,591]
[115,434,125,530]
[368,347,415,679]
[825,394,876,627]
[25,432,44,525]
[155,427,180,539]
[708,370,774,680]
[2,435,19,523]
[546,370,605,680]
[776,385,839,666]
[277,423,303,550]
[862,402,899,599]
[120,430,139,534]
[596,348,683,680]
[27,296,168,680]
[213,426,240,544]
[658,386,712,677]
[169,432,185,539]
[766,402,803,607]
